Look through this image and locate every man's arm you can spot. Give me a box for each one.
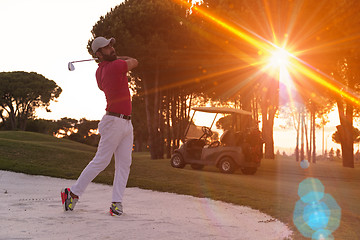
[117,56,138,71]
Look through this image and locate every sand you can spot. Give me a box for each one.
[0,170,292,240]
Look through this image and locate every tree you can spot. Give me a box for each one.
[25,118,58,135]
[131,94,149,152]
[50,118,101,146]
[302,95,334,163]
[67,118,100,146]
[336,149,341,159]
[196,0,284,159]
[0,71,62,130]
[295,0,360,168]
[76,118,99,139]
[329,148,335,160]
[259,75,278,159]
[53,117,78,137]
[332,126,360,145]
[200,0,360,166]
[89,0,198,159]
[88,0,360,163]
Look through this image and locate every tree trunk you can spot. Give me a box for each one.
[19,106,30,131]
[181,93,188,140]
[295,111,300,162]
[152,62,163,159]
[241,93,252,130]
[300,110,305,161]
[180,93,185,141]
[187,94,193,119]
[309,112,313,162]
[170,92,176,151]
[260,75,278,159]
[165,93,171,158]
[337,100,354,168]
[304,113,310,161]
[158,93,165,159]
[0,109,5,126]
[134,138,143,152]
[252,96,259,125]
[144,91,154,156]
[337,124,354,168]
[312,108,316,163]
[176,94,182,143]
[8,104,17,130]
[261,107,275,159]
[142,72,158,159]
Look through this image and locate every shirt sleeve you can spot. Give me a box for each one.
[96,68,103,90]
[115,59,128,73]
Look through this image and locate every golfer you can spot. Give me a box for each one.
[61,36,138,216]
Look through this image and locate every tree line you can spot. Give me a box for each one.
[0,71,61,130]
[86,0,360,168]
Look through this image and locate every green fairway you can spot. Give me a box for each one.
[0,131,359,239]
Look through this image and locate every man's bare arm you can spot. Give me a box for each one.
[117,56,138,71]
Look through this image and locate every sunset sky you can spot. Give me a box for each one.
[0,0,347,153]
[0,0,121,120]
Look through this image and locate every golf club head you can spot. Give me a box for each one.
[68,62,75,71]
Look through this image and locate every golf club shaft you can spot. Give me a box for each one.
[71,58,98,64]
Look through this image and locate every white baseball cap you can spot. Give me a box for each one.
[91,37,116,53]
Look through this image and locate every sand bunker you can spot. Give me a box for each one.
[0,170,292,239]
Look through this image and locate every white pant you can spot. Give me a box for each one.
[71,115,133,202]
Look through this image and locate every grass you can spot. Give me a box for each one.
[1,131,359,239]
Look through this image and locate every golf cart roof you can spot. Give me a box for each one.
[192,107,252,115]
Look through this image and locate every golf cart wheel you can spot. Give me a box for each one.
[241,167,257,175]
[191,164,204,170]
[171,153,185,168]
[219,157,236,174]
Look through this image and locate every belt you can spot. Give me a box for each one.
[106,111,131,120]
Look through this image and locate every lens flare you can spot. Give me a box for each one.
[170,3,345,239]
[173,0,360,107]
[294,178,341,239]
[269,48,290,68]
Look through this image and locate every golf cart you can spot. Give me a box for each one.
[170,107,263,174]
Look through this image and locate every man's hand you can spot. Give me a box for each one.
[117,56,138,71]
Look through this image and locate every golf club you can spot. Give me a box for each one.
[68,58,98,71]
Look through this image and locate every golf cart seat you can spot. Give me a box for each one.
[220,130,236,146]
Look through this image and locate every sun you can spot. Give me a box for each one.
[269,48,290,68]
[266,46,294,86]
[265,46,296,102]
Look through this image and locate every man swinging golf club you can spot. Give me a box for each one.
[61,36,138,216]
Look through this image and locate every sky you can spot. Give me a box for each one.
[0,0,344,154]
[0,0,122,120]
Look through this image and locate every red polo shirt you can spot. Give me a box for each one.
[96,59,131,115]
